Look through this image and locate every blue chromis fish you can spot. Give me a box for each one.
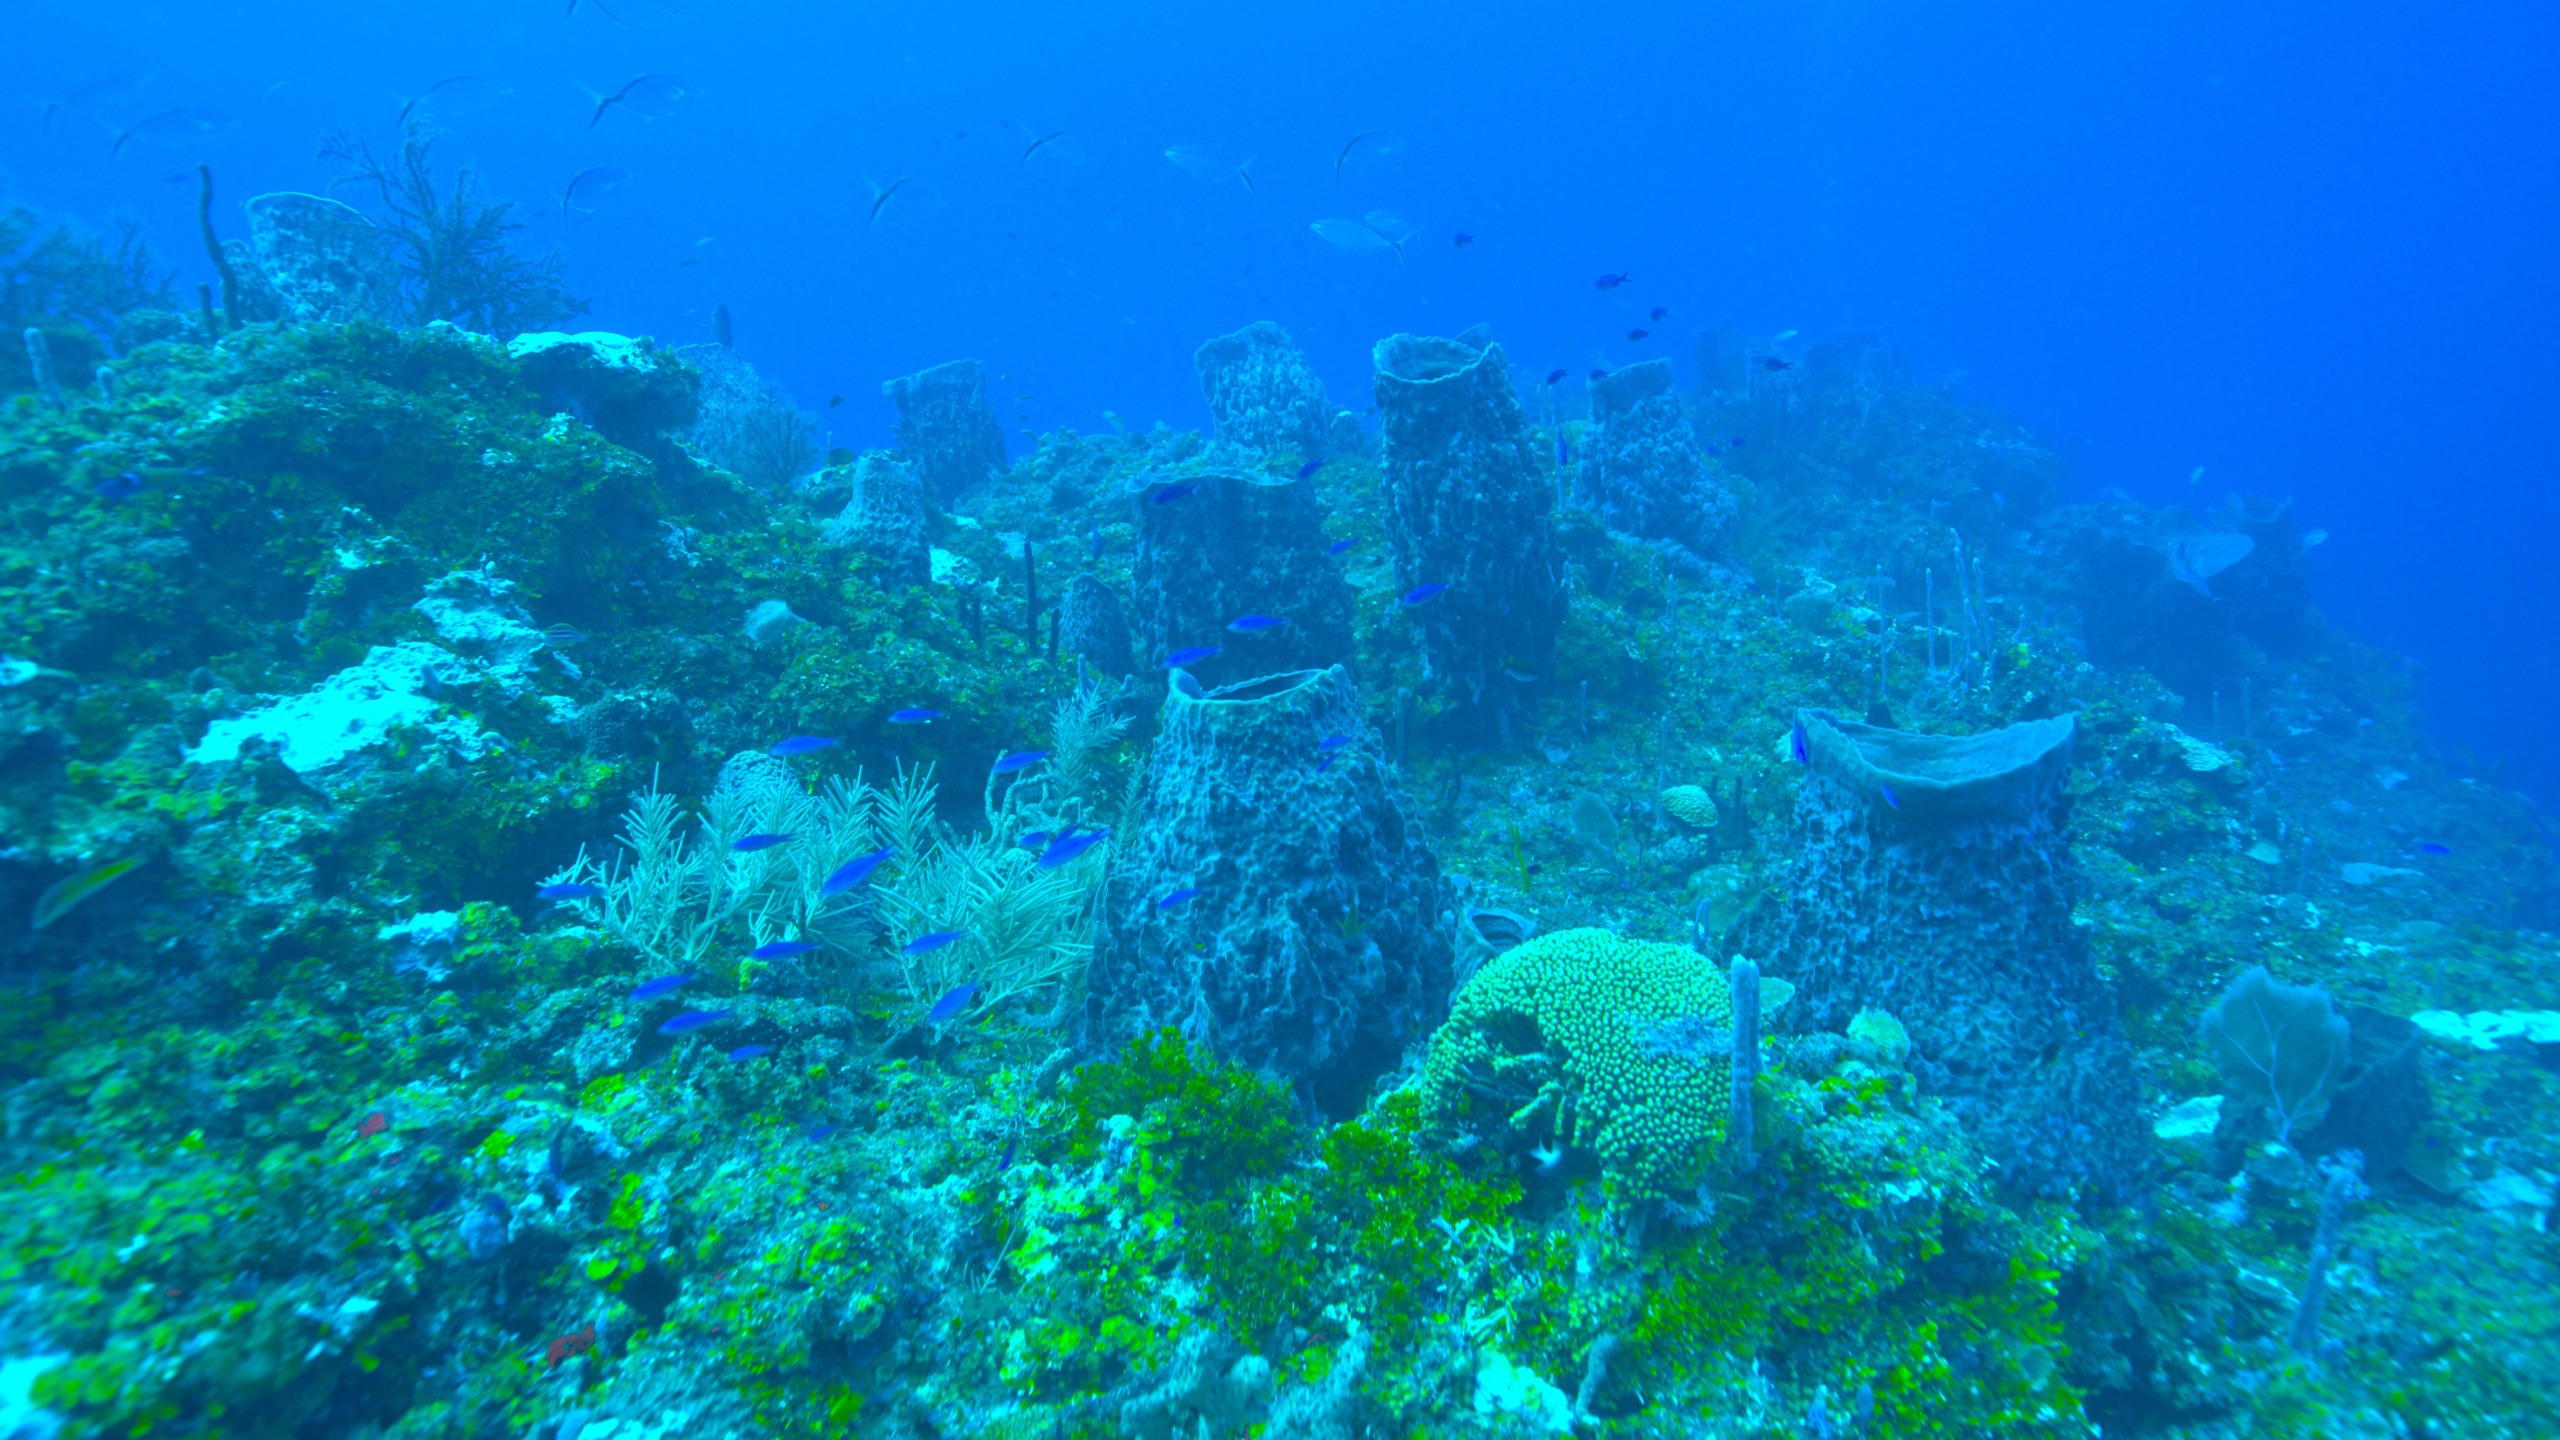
[888,707,944,724]
[1016,831,1050,852]
[537,880,603,901]
[1790,718,1809,764]
[1325,538,1355,556]
[726,1045,773,1061]
[1319,734,1353,751]
[823,847,894,894]
[658,1009,734,1035]
[751,939,820,959]
[1400,583,1449,606]
[1164,645,1222,667]
[1146,481,1197,505]
[1879,782,1901,810]
[731,833,791,852]
[1556,435,1569,467]
[769,735,837,757]
[806,1121,843,1141]
[1157,887,1202,911]
[630,973,697,1001]
[903,930,967,955]
[1037,828,1109,868]
[992,750,1049,773]
[1228,614,1287,633]
[1296,458,1323,480]
[1594,272,1630,290]
[2418,842,2452,856]
[928,982,980,1023]
[31,857,142,930]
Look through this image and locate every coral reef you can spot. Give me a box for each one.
[1055,570,1133,679]
[882,357,1007,502]
[1422,927,1736,1196]
[675,343,821,488]
[1729,709,2147,1203]
[1370,333,1565,742]
[1192,320,1331,462]
[507,331,702,455]
[1085,665,1450,1110]
[1585,358,1738,559]
[1128,466,1353,677]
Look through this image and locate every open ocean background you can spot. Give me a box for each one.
[7,0,2555,802]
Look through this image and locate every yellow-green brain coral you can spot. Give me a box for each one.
[1658,784,1718,828]
[1422,927,1734,1196]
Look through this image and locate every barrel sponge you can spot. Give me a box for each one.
[1422,927,1733,1195]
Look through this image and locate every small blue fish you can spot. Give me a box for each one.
[1316,755,1335,773]
[888,707,945,724]
[1879,782,1900,810]
[658,1009,734,1035]
[94,471,146,501]
[1594,272,1630,290]
[1016,831,1050,852]
[1400,583,1449,606]
[805,1121,843,1141]
[2417,842,2452,856]
[1088,525,1102,560]
[1157,887,1201,911]
[1037,828,1109,868]
[629,973,697,1001]
[1147,482,1197,505]
[537,881,603,900]
[1790,719,1809,765]
[1453,231,1475,247]
[1164,645,1222,667]
[992,750,1049,773]
[770,736,837,757]
[1556,435,1569,467]
[1319,734,1353,751]
[1587,368,1608,382]
[727,1045,773,1061]
[1296,458,1322,480]
[928,981,980,1023]
[732,833,791,852]
[1325,538,1354,556]
[823,847,894,894]
[903,930,967,955]
[751,939,819,959]
[1228,614,1287,634]
[1729,437,1745,448]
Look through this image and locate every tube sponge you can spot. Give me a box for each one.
[1422,926,1733,1196]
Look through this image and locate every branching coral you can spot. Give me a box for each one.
[319,127,585,334]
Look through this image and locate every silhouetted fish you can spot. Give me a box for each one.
[1594,273,1630,290]
[1453,232,1475,247]
[1627,328,1650,341]
[1760,357,1792,372]
[1147,482,1197,505]
[1164,645,1221,666]
[1296,458,1323,480]
[1649,306,1669,321]
[2418,842,2452,856]
[1544,369,1568,385]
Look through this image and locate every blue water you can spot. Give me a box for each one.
[12,4,2555,806]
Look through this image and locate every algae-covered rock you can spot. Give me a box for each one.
[1422,926,1734,1195]
[883,357,1007,502]
[508,330,700,451]
[1372,333,1565,741]
[1086,665,1450,1110]
[244,192,403,325]
[184,641,494,788]
[1131,467,1353,677]
[1730,708,2147,1203]
[1194,320,1330,462]
[1587,358,1737,559]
